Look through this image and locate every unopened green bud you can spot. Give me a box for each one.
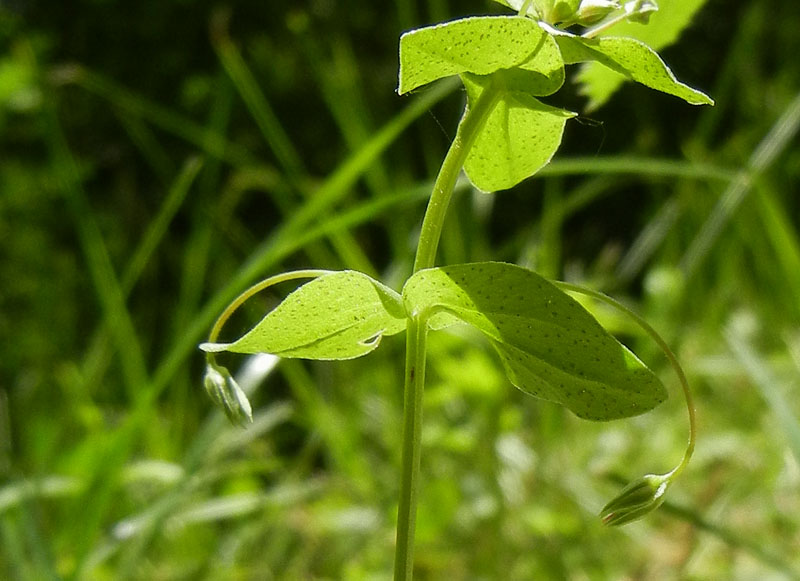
[529,0,555,19]
[576,0,621,25]
[204,363,226,407]
[549,0,581,23]
[600,473,671,526]
[203,361,253,426]
[624,0,658,24]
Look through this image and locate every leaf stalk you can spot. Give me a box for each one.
[206,269,332,345]
[554,282,696,494]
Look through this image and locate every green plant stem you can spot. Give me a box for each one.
[395,80,501,581]
[582,11,629,38]
[206,269,332,344]
[412,81,502,273]
[517,0,534,17]
[554,282,696,477]
[393,317,428,581]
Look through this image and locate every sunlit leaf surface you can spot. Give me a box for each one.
[201,271,406,360]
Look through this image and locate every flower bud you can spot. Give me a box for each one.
[203,361,253,426]
[600,473,671,526]
[624,0,658,24]
[576,0,620,25]
[548,0,581,23]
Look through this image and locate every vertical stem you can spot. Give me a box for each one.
[413,81,502,272]
[394,80,501,581]
[393,317,427,581]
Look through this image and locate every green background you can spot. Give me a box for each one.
[2,0,800,578]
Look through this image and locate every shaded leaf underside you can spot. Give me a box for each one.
[462,73,575,192]
[403,262,667,420]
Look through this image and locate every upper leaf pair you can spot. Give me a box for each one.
[201,262,667,421]
[398,16,571,191]
[397,13,712,191]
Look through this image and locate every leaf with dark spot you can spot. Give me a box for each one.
[403,262,666,420]
[555,35,713,105]
[398,16,558,95]
[201,271,406,360]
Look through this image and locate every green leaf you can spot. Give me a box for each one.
[556,35,713,105]
[200,271,406,360]
[461,73,576,192]
[398,16,550,95]
[511,28,567,96]
[403,262,667,420]
[577,0,711,109]
[573,0,712,109]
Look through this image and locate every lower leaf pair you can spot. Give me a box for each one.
[200,261,666,422]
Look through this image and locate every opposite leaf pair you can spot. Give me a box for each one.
[201,262,667,422]
[398,12,712,191]
[200,0,708,540]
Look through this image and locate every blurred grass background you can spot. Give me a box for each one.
[1,0,800,579]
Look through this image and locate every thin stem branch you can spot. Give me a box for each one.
[517,0,535,17]
[207,269,332,344]
[581,12,628,38]
[553,282,696,476]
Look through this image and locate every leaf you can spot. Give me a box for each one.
[403,262,667,420]
[510,28,567,96]
[576,0,712,109]
[200,271,406,360]
[556,35,713,105]
[398,16,550,95]
[462,73,576,192]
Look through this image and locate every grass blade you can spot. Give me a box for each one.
[211,11,306,185]
[681,91,800,277]
[56,64,254,166]
[726,331,800,466]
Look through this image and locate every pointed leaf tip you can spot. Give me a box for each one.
[212,271,406,360]
[557,35,713,106]
[403,262,667,420]
[199,342,231,353]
